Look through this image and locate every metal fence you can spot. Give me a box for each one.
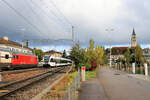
[49,70,80,100]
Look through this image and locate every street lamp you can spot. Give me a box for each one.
[106,28,114,68]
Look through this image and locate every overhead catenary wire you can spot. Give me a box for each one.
[49,0,72,25]
[47,0,72,32]
[24,0,51,33]
[0,0,73,44]
[30,0,70,34]
[38,0,71,33]
[1,0,44,35]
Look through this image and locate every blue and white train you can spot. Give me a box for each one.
[43,56,72,67]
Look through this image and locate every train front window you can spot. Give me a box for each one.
[50,58,56,62]
[44,56,49,60]
[13,55,18,59]
[44,56,50,62]
[16,56,18,59]
[5,54,9,59]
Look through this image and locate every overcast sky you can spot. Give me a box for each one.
[0,0,150,51]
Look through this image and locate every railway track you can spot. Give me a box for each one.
[0,66,68,98]
[0,67,44,75]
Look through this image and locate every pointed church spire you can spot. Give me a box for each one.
[132,28,136,35]
[131,28,137,47]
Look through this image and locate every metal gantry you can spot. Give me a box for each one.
[22,25,74,47]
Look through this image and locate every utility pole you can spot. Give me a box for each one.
[72,26,74,46]
[26,40,29,47]
[21,28,25,48]
[110,40,112,68]
[106,28,114,68]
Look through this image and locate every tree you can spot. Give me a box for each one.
[103,48,108,64]
[124,48,131,66]
[88,39,98,70]
[89,39,94,50]
[95,46,104,64]
[69,40,105,70]
[69,42,83,69]
[88,39,95,61]
[33,48,44,61]
[62,50,67,58]
[79,48,91,70]
[135,45,143,66]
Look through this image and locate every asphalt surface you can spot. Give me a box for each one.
[79,67,150,100]
[98,67,150,100]
[78,78,108,100]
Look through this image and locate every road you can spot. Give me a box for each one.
[98,67,150,100]
[79,67,150,100]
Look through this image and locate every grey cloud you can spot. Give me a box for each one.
[0,0,150,49]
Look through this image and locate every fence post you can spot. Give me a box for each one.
[78,70,80,88]
[0,74,2,82]
[68,83,71,100]
[74,76,77,92]
[144,63,148,76]
[132,63,135,74]
[81,67,86,81]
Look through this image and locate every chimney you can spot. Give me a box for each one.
[3,36,8,41]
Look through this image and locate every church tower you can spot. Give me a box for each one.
[131,28,137,47]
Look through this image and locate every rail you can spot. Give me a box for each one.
[0,67,68,98]
[0,67,45,75]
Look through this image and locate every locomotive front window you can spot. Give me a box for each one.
[13,55,18,59]
[50,58,55,62]
[5,54,9,59]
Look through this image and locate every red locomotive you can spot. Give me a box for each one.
[0,37,38,70]
[0,49,38,70]
[11,53,38,68]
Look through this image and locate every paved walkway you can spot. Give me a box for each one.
[79,67,150,100]
[78,78,108,100]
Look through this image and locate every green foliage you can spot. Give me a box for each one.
[69,42,84,69]
[70,39,105,70]
[95,46,104,64]
[124,48,131,64]
[85,68,98,80]
[62,50,67,58]
[135,45,143,66]
[103,48,108,64]
[89,39,94,50]
[33,48,44,61]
